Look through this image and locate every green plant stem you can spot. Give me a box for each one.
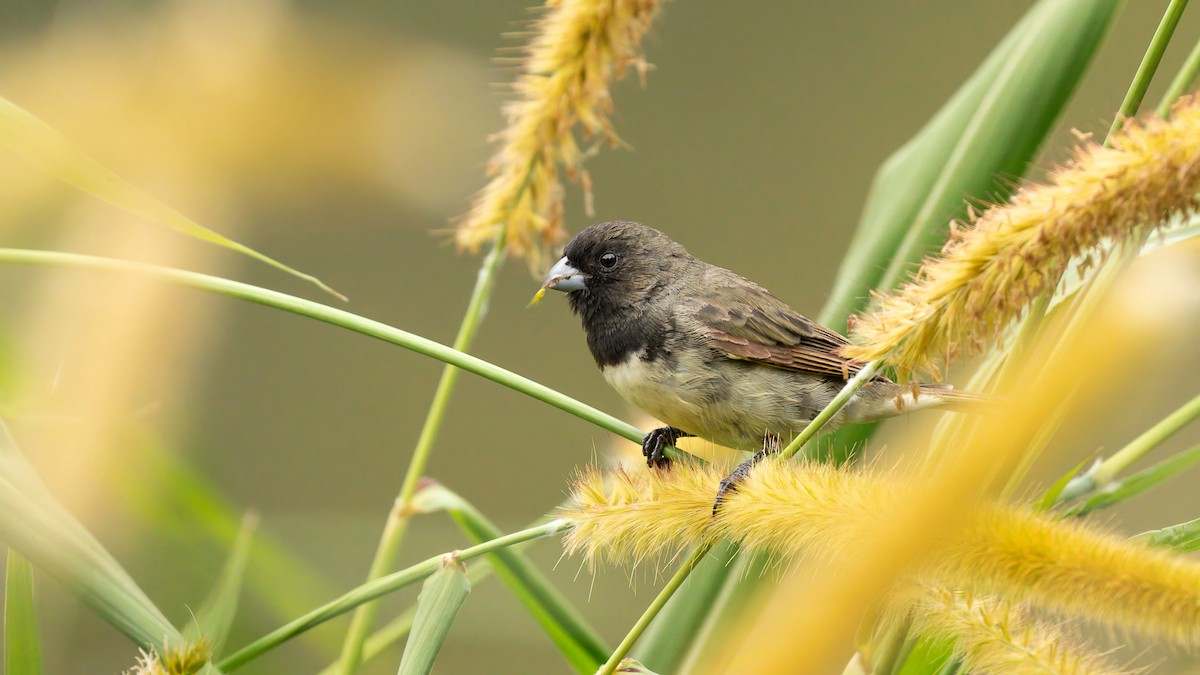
[780,361,880,461]
[337,231,509,673]
[1109,0,1190,138]
[0,249,675,453]
[597,543,712,675]
[1157,35,1200,117]
[217,519,572,672]
[1058,393,1200,502]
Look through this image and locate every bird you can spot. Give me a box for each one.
[538,220,989,472]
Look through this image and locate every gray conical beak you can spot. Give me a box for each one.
[541,256,588,292]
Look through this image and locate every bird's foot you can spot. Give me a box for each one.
[713,437,782,516]
[642,426,691,469]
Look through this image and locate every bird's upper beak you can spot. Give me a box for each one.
[540,256,588,293]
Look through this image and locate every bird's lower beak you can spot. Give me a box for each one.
[541,256,588,292]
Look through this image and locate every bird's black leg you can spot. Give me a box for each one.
[642,426,692,469]
[713,436,782,516]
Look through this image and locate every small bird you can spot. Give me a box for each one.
[539,221,988,469]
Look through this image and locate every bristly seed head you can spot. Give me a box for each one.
[456,0,663,269]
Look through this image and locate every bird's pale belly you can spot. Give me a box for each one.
[601,349,840,451]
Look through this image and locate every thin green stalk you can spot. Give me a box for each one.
[338,230,509,673]
[780,361,880,461]
[217,520,572,672]
[0,249,676,452]
[597,543,712,675]
[1057,393,1200,502]
[1109,0,1190,138]
[1157,35,1200,117]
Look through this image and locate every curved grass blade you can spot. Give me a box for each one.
[396,555,471,675]
[184,514,258,658]
[0,95,344,301]
[5,550,44,675]
[0,248,679,460]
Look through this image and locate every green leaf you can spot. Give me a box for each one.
[184,514,259,657]
[1074,445,1200,515]
[825,0,1121,322]
[396,555,471,675]
[0,419,186,651]
[0,95,344,301]
[1138,517,1200,552]
[894,636,955,675]
[414,484,608,674]
[5,550,44,675]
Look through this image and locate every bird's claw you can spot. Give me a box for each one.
[712,446,775,516]
[642,426,688,469]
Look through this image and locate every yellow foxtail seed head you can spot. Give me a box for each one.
[561,461,1200,647]
[457,0,662,268]
[844,96,1200,380]
[908,587,1130,675]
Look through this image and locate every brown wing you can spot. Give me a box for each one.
[689,269,865,380]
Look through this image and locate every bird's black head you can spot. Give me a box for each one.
[542,220,689,314]
[540,221,693,365]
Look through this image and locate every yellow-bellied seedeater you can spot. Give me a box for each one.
[540,221,987,468]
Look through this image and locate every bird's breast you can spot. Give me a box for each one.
[600,349,708,433]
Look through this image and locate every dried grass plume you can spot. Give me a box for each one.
[844,96,1200,379]
[457,0,661,266]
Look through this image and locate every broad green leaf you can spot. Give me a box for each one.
[0,95,344,301]
[396,556,471,675]
[5,550,44,675]
[413,483,607,674]
[0,419,185,651]
[824,0,1122,323]
[1138,516,1200,552]
[184,514,259,657]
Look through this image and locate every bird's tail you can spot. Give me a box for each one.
[846,382,1000,423]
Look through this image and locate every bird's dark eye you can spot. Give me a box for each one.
[599,252,619,270]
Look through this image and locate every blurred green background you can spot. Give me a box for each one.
[0,1,1198,672]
